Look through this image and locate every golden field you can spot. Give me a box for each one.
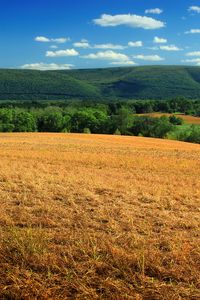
[0,133,200,299]
[139,113,200,125]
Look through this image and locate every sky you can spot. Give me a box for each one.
[1,0,200,70]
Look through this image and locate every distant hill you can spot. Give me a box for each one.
[1,66,200,100]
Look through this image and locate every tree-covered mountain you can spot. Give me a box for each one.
[1,66,200,100]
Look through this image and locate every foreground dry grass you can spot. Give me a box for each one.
[0,133,200,299]
[139,113,200,125]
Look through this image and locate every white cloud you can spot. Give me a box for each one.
[128,41,143,47]
[73,41,126,50]
[46,49,79,57]
[185,29,200,34]
[94,43,126,49]
[145,8,163,15]
[188,6,200,13]
[182,58,200,65]
[82,50,129,61]
[160,45,182,51]
[50,45,58,49]
[93,14,165,30]
[73,41,91,48]
[133,54,164,61]
[154,36,167,44]
[147,46,159,50]
[110,60,136,66]
[35,36,70,43]
[35,36,50,42]
[20,63,74,71]
[184,58,200,62]
[186,51,200,56]
[52,38,70,43]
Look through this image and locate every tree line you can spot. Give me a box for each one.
[1,96,200,115]
[0,97,200,144]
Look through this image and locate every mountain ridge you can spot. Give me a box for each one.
[1,65,200,100]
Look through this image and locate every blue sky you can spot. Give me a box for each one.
[1,0,200,70]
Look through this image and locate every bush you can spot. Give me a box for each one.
[114,128,121,135]
[186,125,200,143]
[83,128,91,134]
[170,125,200,144]
[169,115,183,125]
[0,123,14,132]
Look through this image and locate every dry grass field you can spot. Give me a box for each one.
[0,133,200,299]
[139,113,200,125]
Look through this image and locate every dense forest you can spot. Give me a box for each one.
[2,66,200,100]
[0,97,200,144]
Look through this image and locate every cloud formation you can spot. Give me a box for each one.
[145,8,163,15]
[94,43,126,50]
[154,36,167,44]
[46,49,79,57]
[35,36,50,42]
[185,29,200,34]
[35,36,70,43]
[93,14,165,30]
[160,45,182,51]
[133,54,164,61]
[21,63,74,71]
[186,51,200,56]
[188,6,200,14]
[110,60,136,66]
[50,45,58,49]
[128,41,143,47]
[73,41,91,48]
[182,58,200,65]
[82,50,129,61]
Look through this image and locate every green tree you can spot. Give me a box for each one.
[0,109,13,123]
[0,109,14,132]
[131,116,173,138]
[186,125,200,143]
[152,116,174,138]
[13,111,37,132]
[62,114,71,132]
[37,109,64,132]
[71,109,108,133]
[114,107,133,135]
[71,111,96,133]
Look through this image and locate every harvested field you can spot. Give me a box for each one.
[139,113,200,125]
[0,133,200,299]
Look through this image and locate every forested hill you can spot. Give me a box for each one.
[1,66,200,100]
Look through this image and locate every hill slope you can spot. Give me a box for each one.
[0,69,100,100]
[0,133,199,299]
[1,66,200,100]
